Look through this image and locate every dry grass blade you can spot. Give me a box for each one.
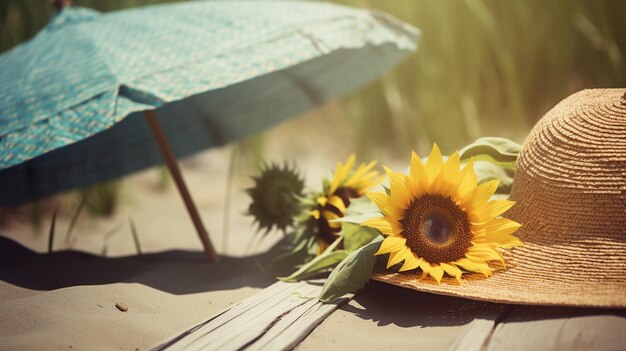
[129,217,142,255]
[100,222,124,257]
[47,208,58,253]
[64,195,87,247]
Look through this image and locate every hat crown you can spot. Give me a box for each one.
[508,88,626,244]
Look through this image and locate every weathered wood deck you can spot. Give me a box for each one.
[156,280,626,351]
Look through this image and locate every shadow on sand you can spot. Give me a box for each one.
[342,280,506,328]
[0,236,281,294]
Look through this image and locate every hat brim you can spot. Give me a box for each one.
[372,239,626,308]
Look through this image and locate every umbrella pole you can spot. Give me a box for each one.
[144,110,219,263]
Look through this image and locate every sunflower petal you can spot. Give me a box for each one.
[399,253,420,272]
[444,152,461,181]
[347,160,376,184]
[487,232,523,248]
[327,170,342,197]
[429,265,444,284]
[440,262,463,283]
[386,247,410,268]
[411,150,430,192]
[362,217,393,235]
[437,151,461,196]
[407,153,423,198]
[316,196,328,207]
[365,192,402,218]
[385,166,411,209]
[426,143,444,187]
[345,161,378,191]
[327,154,356,195]
[457,159,478,201]
[473,221,523,248]
[471,179,500,208]
[387,219,405,236]
[367,191,387,207]
[344,154,356,170]
[470,230,488,244]
[375,236,407,255]
[454,258,493,277]
[476,199,516,220]
[488,218,522,234]
[322,210,342,229]
[310,209,320,219]
[366,191,393,216]
[466,244,505,264]
[327,194,346,213]
[418,258,432,273]
[410,151,425,181]
[429,164,446,194]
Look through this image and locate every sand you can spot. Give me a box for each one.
[2,141,625,350]
[0,236,284,350]
[0,108,378,350]
[0,143,288,350]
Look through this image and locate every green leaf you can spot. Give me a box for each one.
[278,237,346,282]
[319,236,383,303]
[331,212,381,225]
[279,250,348,282]
[342,223,381,252]
[459,137,521,163]
[344,196,379,216]
[473,160,515,194]
[330,195,381,225]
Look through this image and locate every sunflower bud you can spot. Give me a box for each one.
[247,163,304,233]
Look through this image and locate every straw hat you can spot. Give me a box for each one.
[372,89,626,307]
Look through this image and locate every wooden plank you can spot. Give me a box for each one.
[448,305,510,351]
[247,293,353,351]
[155,279,626,351]
[296,280,507,351]
[485,306,626,351]
[156,281,351,351]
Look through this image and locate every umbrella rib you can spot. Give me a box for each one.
[144,110,219,263]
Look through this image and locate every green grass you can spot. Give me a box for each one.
[1,0,624,213]
[3,0,624,151]
[328,0,625,157]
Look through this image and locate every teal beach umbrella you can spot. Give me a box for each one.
[0,0,418,261]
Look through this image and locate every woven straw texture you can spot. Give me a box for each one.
[373,88,626,307]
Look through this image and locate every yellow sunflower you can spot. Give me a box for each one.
[311,154,383,253]
[363,144,522,283]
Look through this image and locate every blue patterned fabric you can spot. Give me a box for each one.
[0,1,418,205]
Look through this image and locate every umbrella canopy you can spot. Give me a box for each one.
[0,1,418,205]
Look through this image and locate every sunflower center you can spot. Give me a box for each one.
[423,211,454,244]
[316,187,357,245]
[334,187,358,207]
[400,195,472,263]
